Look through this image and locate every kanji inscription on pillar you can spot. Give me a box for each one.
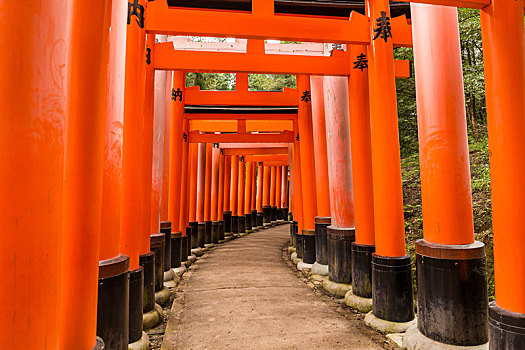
[127,0,145,28]
[353,53,368,71]
[172,88,183,101]
[301,90,311,103]
[373,11,392,43]
[146,47,151,65]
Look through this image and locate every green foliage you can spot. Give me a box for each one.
[185,73,296,92]
[248,74,296,91]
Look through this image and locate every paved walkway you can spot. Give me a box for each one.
[162,225,387,350]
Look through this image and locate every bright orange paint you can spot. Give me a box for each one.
[185,84,298,106]
[262,165,271,206]
[276,166,283,208]
[224,156,232,212]
[204,143,213,222]
[270,166,277,207]
[367,0,406,258]
[196,143,206,223]
[160,71,172,222]
[0,1,67,347]
[188,130,294,143]
[224,147,289,156]
[179,119,190,231]
[481,0,525,314]
[297,75,317,230]
[211,146,220,222]
[59,0,112,348]
[251,162,258,211]
[238,159,246,217]
[257,163,264,212]
[245,162,254,214]
[310,76,331,218]
[168,71,186,232]
[292,127,305,232]
[218,152,225,220]
[230,155,239,216]
[281,166,289,208]
[188,143,199,222]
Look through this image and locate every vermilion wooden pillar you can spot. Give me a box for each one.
[405,5,487,347]
[97,1,129,347]
[196,143,207,247]
[251,162,258,229]
[0,2,67,348]
[179,119,191,259]
[262,165,272,226]
[203,143,213,244]
[223,155,232,234]
[276,165,283,220]
[230,155,240,233]
[347,44,376,301]
[281,166,289,220]
[217,151,226,240]
[324,76,355,285]
[310,75,331,269]
[257,162,265,228]
[367,0,414,325]
[188,143,199,249]
[210,145,221,243]
[291,125,305,256]
[270,166,277,223]
[297,75,318,265]
[238,157,247,233]
[245,161,254,232]
[59,0,112,349]
[481,0,525,346]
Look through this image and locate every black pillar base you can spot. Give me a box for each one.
[296,233,304,259]
[327,226,355,284]
[288,211,293,221]
[170,232,182,269]
[315,217,331,266]
[211,221,220,244]
[181,235,188,262]
[282,207,289,221]
[351,242,375,298]
[416,240,487,346]
[97,255,130,350]
[150,233,165,292]
[160,221,172,273]
[238,215,246,233]
[271,206,277,222]
[244,213,252,231]
[197,222,206,247]
[276,207,283,221]
[204,221,212,244]
[262,205,271,224]
[251,209,258,228]
[372,253,414,323]
[223,210,232,233]
[139,252,155,313]
[489,301,525,349]
[231,215,239,234]
[128,267,144,344]
[189,221,198,249]
[257,212,264,227]
[289,221,296,246]
[218,220,225,241]
[185,226,193,258]
[302,229,316,264]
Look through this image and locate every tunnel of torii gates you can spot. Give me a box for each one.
[2,0,525,349]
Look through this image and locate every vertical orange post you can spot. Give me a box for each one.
[366,0,413,324]
[276,166,283,218]
[223,155,232,234]
[196,143,206,247]
[262,165,272,225]
[217,151,226,240]
[188,143,199,248]
[238,157,246,233]
[0,2,67,348]
[480,0,525,345]
[281,166,289,219]
[204,143,213,243]
[59,0,112,349]
[256,162,264,227]
[251,162,258,228]
[210,144,221,243]
[245,161,254,231]
[270,166,277,223]
[160,80,171,223]
[179,119,190,232]
[292,123,305,255]
[404,5,487,347]
[230,155,239,233]
[297,74,317,264]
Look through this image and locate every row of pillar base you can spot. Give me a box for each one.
[288,219,509,349]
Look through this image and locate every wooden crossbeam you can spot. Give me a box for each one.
[222,147,289,156]
[190,120,293,132]
[220,143,288,149]
[185,113,297,120]
[394,0,490,9]
[188,131,294,143]
[245,154,288,162]
[146,2,412,46]
[185,85,298,107]
[259,160,289,166]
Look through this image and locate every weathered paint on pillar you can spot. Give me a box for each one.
[324,76,355,228]
[59,0,112,348]
[211,145,220,222]
[188,143,199,223]
[481,0,525,315]
[0,1,67,347]
[367,0,406,257]
[168,71,186,233]
[348,45,375,246]
[196,143,206,223]
[297,75,317,230]
[310,76,331,217]
[230,155,239,216]
[160,76,172,222]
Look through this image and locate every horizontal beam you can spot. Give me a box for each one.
[156,43,412,78]
[188,131,294,143]
[223,147,289,156]
[190,120,293,132]
[245,154,288,162]
[185,113,297,120]
[393,0,490,9]
[185,86,298,107]
[220,143,288,149]
[147,2,412,46]
[260,160,289,166]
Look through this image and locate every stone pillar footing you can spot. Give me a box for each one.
[372,254,414,324]
[311,262,329,276]
[321,278,351,299]
[297,260,313,271]
[128,331,150,350]
[143,303,163,331]
[344,288,373,313]
[403,324,488,350]
[315,217,331,265]
[93,337,104,350]
[327,226,355,284]
[364,311,417,334]
[155,287,171,306]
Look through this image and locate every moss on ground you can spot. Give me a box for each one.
[401,136,494,301]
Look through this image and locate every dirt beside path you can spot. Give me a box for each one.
[162,225,389,350]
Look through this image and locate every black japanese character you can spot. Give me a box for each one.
[146,47,151,65]
[183,132,187,142]
[213,143,219,148]
[239,156,245,162]
[172,88,183,101]
[373,11,392,43]
[301,90,311,103]
[127,0,145,28]
[353,53,368,71]
[296,134,300,141]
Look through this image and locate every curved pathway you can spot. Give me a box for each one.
[162,225,387,350]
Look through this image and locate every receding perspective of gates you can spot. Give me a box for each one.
[1,0,524,349]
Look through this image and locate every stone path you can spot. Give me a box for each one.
[162,225,388,350]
